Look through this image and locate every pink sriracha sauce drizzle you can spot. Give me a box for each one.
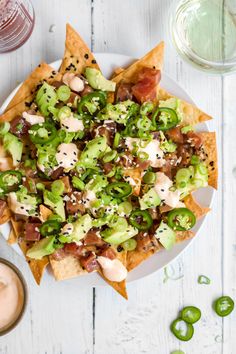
[0,262,24,331]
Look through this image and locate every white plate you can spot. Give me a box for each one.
[0,53,214,286]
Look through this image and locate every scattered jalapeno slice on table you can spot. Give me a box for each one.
[129,209,153,230]
[40,220,62,237]
[29,122,57,145]
[0,170,22,193]
[181,306,201,324]
[152,107,178,131]
[106,182,132,199]
[167,208,196,231]
[171,318,194,341]
[214,296,234,317]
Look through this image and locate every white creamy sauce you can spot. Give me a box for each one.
[22,111,45,125]
[97,256,127,282]
[62,73,84,92]
[60,115,84,132]
[8,193,31,216]
[125,137,165,168]
[82,190,97,209]
[61,223,74,236]
[56,143,79,169]
[154,172,181,208]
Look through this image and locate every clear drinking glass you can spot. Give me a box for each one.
[0,0,35,53]
[170,0,236,74]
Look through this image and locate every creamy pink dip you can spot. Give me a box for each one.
[0,262,25,332]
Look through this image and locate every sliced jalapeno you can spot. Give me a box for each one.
[214,296,234,317]
[77,91,106,115]
[181,306,201,324]
[167,208,196,231]
[152,107,178,131]
[40,220,62,237]
[29,122,57,145]
[106,182,132,199]
[171,319,194,341]
[0,170,22,193]
[129,209,153,230]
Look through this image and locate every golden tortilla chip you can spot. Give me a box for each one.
[127,230,194,272]
[110,67,125,79]
[5,62,62,112]
[49,255,87,281]
[123,168,142,196]
[10,218,24,237]
[112,41,164,85]
[198,132,218,189]
[7,228,17,244]
[19,239,49,285]
[0,95,34,123]
[184,193,210,219]
[157,88,212,126]
[98,249,128,299]
[59,23,100,75]
[0,205,12,224]
[39,205,52,222]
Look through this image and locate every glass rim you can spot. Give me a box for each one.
[0,258,28,336]
[169,0,236,74]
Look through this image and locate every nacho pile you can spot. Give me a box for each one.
[0,24,217,299]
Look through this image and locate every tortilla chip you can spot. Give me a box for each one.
[184,193,210,219]
[18,238,49,285]
[0,95,34,123]
[110,67,125,79]
[39,205,52,222]
[10,218,24,236]
[157,87,212,126]
[127,230,194,272]
[5,63,62,112]
[0,206,12,224]
[123,168,142,196]
[198,132,218,189]
[112,41,164,86]
[98,249,128,299]
[49,255,87,280]
[59,23,100,75]
[7,228,17,244]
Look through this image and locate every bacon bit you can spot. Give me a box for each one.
[166,127,184,144]
[132,67,161,103]
[84,230,106,247]
[186,131,203,149]
[64,242,84,257]
[135,232,158,252]
[25,223,41,241]
[80,252,99,272]
[66,192,85,215]
[10,116,31,138]
[116,82,133,102]
[98,247,117,260]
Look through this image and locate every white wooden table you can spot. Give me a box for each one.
[0,1,235,353]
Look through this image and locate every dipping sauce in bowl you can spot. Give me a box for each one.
[0,258,27,335]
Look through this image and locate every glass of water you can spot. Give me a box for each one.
[170,0,236,74]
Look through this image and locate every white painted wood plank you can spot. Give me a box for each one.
[0,1,94,354]
[222,75,236,354]
[93,1,224,353]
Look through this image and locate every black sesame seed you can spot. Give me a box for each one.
[84,53,89,59]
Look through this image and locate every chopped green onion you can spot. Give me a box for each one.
[72,176,85,191]
[103,150,117,163]
[58,106,71,120]
[140,102,154,115]
[198,275,211,285]
[121,238,137,251]
[171,351,185,354]
[143,171,156,184]
[190,155,200,165]
[136,116,152,131]
[57,85,71,102]
[113,132,120,148]
[137,151,149,161]
[181,125,193,134]
[118,201,132,216]
[36,182,45,191]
